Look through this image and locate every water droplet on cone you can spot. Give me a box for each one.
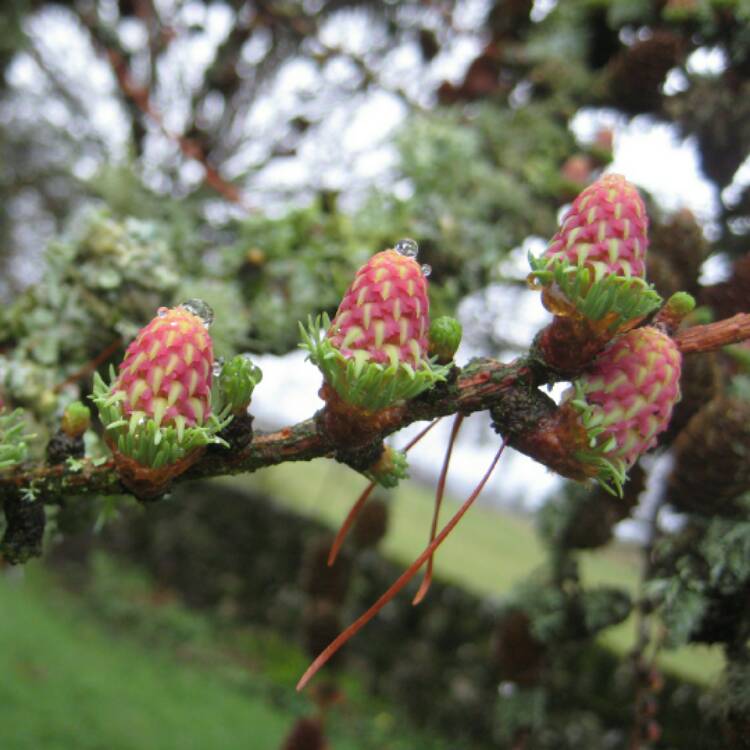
[157,307,168,317]
[421,264,432,278]
[180,298,214,328]
[395,238,419,258]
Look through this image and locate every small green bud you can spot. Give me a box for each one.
[428,316,462,364]
[219,354,263,414]
[664,291,696,317]
[653,291,697,334]
[365,445,408,488]
[61,401,91,438]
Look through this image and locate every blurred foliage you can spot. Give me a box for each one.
[651,516,750,648]
[45,478,719,750]
[221,204,371,353]
[369,104,568,300]
[0,560,463,750]
[0,0,749,746]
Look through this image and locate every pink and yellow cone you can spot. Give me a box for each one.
[328,249,429,370]
[565,326,682,493]
[544,173,649,280]
[114,305,213,432]
[92,301,228,498]
[301,245,449,412]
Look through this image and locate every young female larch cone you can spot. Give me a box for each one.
[546,173,648,278]
[563,326,681,494]
[496,327,681,496]
[301,240,449,449]
[529,174,662,372]
[91,299,229,500]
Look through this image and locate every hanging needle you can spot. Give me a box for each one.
[327,418,442,566]
[413,413,464,605]
[298,440,506,691]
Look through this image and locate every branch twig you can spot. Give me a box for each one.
[0,357,531,504]
[79,13,256,213]
[1,310,747,506]
[675,313,750,354]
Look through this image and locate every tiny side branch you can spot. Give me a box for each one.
[675,313,750,354]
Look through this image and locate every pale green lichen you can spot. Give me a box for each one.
[0,408,35,472]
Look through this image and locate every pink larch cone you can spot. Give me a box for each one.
[570,326,682,484]
[544,173,649,279]
[302,245,448,416]
[114,305,213,429]
[327,249,430,369]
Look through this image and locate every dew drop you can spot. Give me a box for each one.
[394,238,419,258]
[421,263,432,278]
[212,357,225,377]
[180,298,214,328]
[157,307,168,317]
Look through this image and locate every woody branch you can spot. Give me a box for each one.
[0,317,743,508]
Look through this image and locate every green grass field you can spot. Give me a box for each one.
[0,559,457,750]
[247,458,724,684]
[0,566,292,750]
[0,457,724,749]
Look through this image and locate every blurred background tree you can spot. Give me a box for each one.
[0,1,749,748]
